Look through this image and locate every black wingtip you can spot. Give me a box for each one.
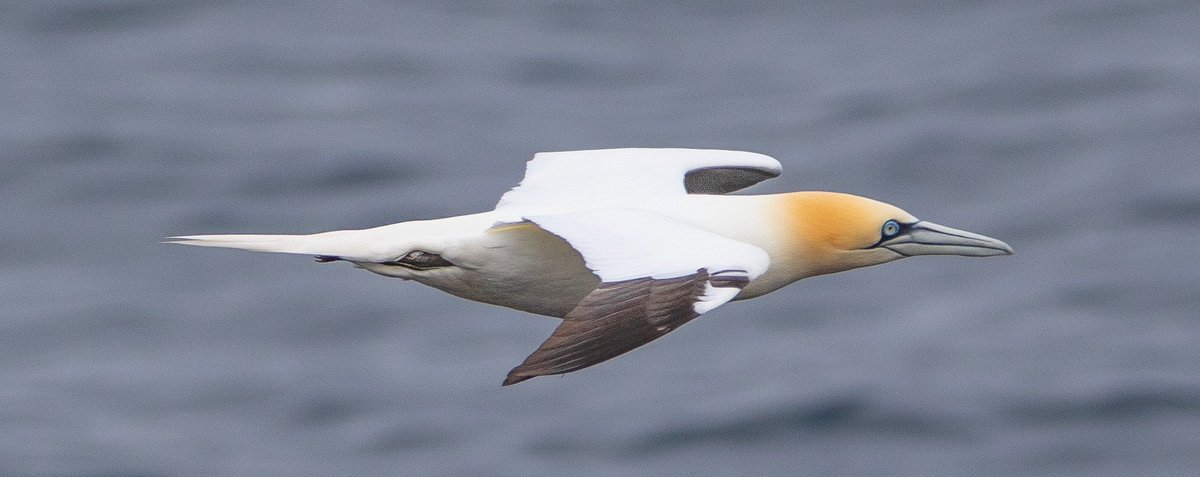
[314,255,342,263]
[502,372,533,386]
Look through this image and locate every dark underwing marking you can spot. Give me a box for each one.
[503,268,746,386]
[708,273,750,289]
[315,255,342,263]
[381,250,454,270]
[684,166,780,195]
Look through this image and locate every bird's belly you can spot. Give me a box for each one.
[414,222,599,318]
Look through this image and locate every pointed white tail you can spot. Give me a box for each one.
[164,229,389,261]
[167,212,501,262]
[165,234,317,255]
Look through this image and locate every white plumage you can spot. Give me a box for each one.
[169,148,1012,385]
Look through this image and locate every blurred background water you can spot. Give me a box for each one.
[2,0,1198,475]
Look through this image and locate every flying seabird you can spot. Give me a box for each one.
[169,148,1013,385]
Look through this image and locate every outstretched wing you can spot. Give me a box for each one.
[502,208,770,385]
[495,148,781,212]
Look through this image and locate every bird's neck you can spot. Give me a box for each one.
[671,193,841,297]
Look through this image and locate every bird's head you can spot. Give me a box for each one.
[783,192,1012,277]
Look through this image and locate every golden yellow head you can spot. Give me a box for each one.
[781,191,1012,278]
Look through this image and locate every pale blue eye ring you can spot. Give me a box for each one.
[882,220,901,237]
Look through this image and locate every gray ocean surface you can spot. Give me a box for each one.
[2,1,1199,475]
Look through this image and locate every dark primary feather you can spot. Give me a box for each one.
[503,269,748,386]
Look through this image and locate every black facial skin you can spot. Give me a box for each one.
[865,219,915,250]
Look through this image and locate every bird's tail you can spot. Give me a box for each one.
[165,230,379,261]
[165,234,314,254]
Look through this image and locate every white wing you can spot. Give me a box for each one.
[502,208,770,385]
[495,148,781,213]
[527,208,768,283]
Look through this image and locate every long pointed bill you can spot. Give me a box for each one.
[882,221,1013,257]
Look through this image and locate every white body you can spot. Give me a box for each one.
[174,149,791,317]
[169,148,1012,384]
[355,194,789,317]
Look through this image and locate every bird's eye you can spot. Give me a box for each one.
[881,220,902,238]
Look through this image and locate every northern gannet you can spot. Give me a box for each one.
[169,148,1012,385]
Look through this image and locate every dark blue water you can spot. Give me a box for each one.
[3,1,1198,475]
